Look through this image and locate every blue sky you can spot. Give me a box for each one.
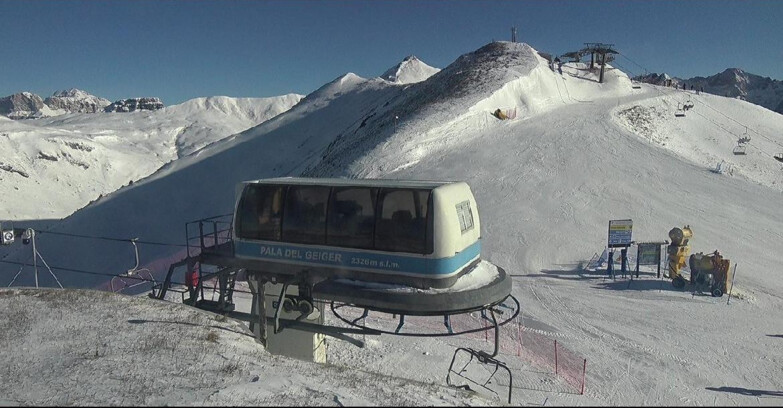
[1,0,781,105]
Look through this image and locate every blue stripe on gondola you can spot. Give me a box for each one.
[233,240,480,276]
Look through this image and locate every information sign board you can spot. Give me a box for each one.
[637,242,661,265]
[608,219,633,248]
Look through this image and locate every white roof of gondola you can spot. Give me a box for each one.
[240,177,460,189]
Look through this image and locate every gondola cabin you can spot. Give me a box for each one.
[232,178,481,289]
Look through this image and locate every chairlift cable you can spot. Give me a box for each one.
[619,51,783,153]
[6,251,33,287]
[618,60,762,153]
[34,229,187,247]
[0,258,259,296]
[35,249,63,289]
[617,53,649,76]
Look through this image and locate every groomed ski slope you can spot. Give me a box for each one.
[2,41,783,405]
[364,77,783,406]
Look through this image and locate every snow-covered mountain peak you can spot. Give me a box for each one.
[298,72,368,108]
[164,94,304,124]
[406,41,545,107]
[453,41,538,68]
[338,72,365,86]
[45,88,110,113]
[0,92,47,118]
[380,55,440,84]
[51,88,91,98]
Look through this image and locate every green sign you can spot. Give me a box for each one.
[637,243,661,265]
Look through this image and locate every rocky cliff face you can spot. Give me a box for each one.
[44,89,111,113]
[104,97,164,113]
[0,92,46,118]
[0,89,113,118]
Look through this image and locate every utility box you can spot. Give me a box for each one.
[264,283,327,363]
[1,222,14,245]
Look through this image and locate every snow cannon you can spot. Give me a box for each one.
[668,226,692,247]
[667,225,693,288]
[688,251,732,297]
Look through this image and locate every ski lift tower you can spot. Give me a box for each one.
[582,43,618,83]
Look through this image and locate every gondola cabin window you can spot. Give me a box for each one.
[456,200,474,233]
[326,187,378,249]
[234,181,451,255]
[282,185,330,245]
[375,189,430,253]
[237,184,284,240]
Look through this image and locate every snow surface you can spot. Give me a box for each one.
[0,94,303,219]
[2,41,783,406]
[334,259,499,294]
[380,55,440,85]
[0,288,489,406]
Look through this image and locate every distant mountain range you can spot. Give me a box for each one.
[0,89,163,118]
[45,89,111,114]
[634,68,783,114]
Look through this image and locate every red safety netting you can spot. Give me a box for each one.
[332,305,587,394]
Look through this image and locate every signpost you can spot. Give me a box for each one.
[608,219,633,248]
[607,219,633,279]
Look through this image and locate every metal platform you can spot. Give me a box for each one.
[312,261,512,316]
[154,215,517,350]
[155,213,522,401]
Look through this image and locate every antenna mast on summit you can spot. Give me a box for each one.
[511,27,517,43]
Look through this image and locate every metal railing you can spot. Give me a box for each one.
[185,213,235,258]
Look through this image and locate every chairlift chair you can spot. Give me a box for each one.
[774,153,783,163]
[733,143,747,155]
[738,127,751,144]
[684,99,694,110]
[631,80,641,89]
[675,103,686,117]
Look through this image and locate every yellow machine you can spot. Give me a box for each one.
[666,225,732,297]
[666,225,693,286]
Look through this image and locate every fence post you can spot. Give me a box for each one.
[554,340,558,375]
[516,315,522,357]
[635,244,641,278]
[581,359,587,395]
[727,263,738,305]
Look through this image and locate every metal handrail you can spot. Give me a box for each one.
[185,215,234,258]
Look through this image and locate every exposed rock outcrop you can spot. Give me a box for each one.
[104,97,164,113]
[0,92,46,118]
[44,89,111,113]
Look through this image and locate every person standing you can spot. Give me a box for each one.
[186,262,200,304]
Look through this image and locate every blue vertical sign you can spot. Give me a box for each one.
[608,219,633,248]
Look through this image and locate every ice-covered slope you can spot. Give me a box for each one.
[3,41,783,406]
[0,94,302,219]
